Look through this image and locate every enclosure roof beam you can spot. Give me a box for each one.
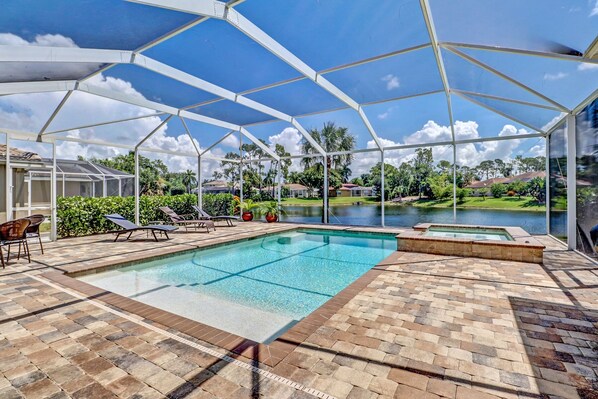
[0,46,132,63]
[179,116,201,156]
[453,132,544,145]
[450,89,562,111]
[127,0,384,151]
[239,127,280,160]
[38,90,74,135]
[136,115,173,149]
[440,41,598,65]
[444,45,570,112]
[43,113,166,135]
[420,0,457,145]
[452,91,547,134]
[200,131,235,156]
[0,80,77,95]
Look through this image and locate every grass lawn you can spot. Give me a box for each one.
[270,195,545,211]
[411,196,546,212]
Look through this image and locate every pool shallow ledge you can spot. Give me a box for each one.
[397,223,545,263]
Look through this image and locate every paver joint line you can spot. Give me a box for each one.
[23,271,338,399]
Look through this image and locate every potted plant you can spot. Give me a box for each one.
[238,199,259,221]
[260,201,283,223]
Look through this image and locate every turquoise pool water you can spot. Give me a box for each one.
[424,227,513,241]
[78,229,396,342]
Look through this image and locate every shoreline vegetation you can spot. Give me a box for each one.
[266,196,546,212]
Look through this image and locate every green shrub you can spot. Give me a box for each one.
[490,183,507,198]
[57,193,234,237]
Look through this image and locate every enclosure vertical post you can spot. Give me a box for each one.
[27,171,32,217]
[50,141,57,241]
[118,177,122,197]
[566,114,576,250]
[6,134,11,221]
[102,176,107,197]
[545,136,550,234]
[239,136,244,213]
[277,163,282,213]
[197,155,202,209]
[323,156,329,224]
[134,149,140,225]
[381,151,385,227]
[453,144,457,223]
[62,174,65,197]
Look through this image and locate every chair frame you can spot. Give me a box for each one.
[0,219,32,268]
[159,207,215,232]
[192,205,238,227]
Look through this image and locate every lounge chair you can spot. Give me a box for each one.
[192,205,239,227]
[159,207,215,232]
[104,214,178,242]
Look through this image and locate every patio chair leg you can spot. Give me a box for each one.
[114,233,120,242]
[25,241,31,263]
[0,246,4,269]
[164,232,170,240]
[126,232,133,240]
[38,236,44,254]
[6,244,10,262]
[151,231,158,242]
[17,242,21,260]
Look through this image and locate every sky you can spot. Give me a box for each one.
[0,0,597,178]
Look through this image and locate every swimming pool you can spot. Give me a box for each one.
[77,229,396,342]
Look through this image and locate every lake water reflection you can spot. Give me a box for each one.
[279,204,555,235]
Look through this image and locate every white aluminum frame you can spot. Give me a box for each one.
[0,0,595,247]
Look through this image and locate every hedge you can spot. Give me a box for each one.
[57,193,235,237]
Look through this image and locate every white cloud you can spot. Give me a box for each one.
[591,0,598,16]
[221,134,240,148]
[381,74,400,90]
[578,62,598,71]
[0,33,103,81]
[377,111,390,120]
[268,127,304,171]
[543,72,568,81]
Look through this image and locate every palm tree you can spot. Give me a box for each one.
[301,122,356,222]
[181,170,197,194]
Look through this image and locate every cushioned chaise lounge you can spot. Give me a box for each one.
[159,207,215,232]
[192,205,238,227]
[104,214,178,242]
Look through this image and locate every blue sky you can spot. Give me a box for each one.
[0,0,597,173]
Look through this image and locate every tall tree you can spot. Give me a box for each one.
[181,170,197,194]
[301,122,356,221]
[412,148,434,198]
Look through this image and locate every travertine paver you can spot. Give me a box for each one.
[0,222,596,399]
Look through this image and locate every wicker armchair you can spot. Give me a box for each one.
[0,219,32,268]
[25,214,46,254]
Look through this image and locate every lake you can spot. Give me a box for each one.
[279,204,554,235]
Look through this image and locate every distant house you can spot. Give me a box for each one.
[336,183,374,198]
[467,171,547,190]
[466,177,510,189]
[201,180,234,194]
[1,144,133,222]
[285,183,309,198]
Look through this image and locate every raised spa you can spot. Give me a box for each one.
[397,223,544,263]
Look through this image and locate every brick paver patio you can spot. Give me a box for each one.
[0,223,596,399]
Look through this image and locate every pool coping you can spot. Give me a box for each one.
[41,223,404,368]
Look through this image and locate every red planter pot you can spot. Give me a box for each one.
[265,213,278,223]
[242,211,254,221]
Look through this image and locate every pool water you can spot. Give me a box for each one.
[78,229,396,342]
[424,227,513,241]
